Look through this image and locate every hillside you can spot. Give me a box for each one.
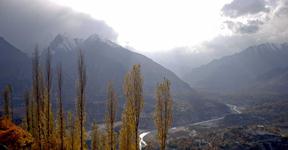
[0,37,31,95]
[45,34,231,127]
[183,43,288,93]
[0,35,229,128]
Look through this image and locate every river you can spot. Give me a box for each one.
[139,103,242,149]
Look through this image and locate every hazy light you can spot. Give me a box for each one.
[50,0,231,52]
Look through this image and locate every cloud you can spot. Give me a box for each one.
[224,20,264,34]
[222,0,269,18]
[0,0,118,52]
[145,0,288,77]
[221,0,276,35]
[200,0,288,58]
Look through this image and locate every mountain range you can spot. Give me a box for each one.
[0,35,229,128]
[183,43,288,93]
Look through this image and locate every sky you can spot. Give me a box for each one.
[0,0,288,55]
[49,0,230,52]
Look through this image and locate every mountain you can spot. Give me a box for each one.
[0,35,229,128]
[46,34,194,102]
[49,34,83,52]
[183,43,288,93]
[145,47,213,78]
[248,67,288,95]
[0,37,31,95]
[46,34,231,127]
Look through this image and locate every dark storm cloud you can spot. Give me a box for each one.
[222,0,269,18]
[0,0,118,52]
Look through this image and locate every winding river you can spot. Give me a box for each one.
[139,103,242,149]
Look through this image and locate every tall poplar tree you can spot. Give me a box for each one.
[105,82,117,150]
[91,122,100,150]
[67,111,77,150]
[154,78,173,150]
[32,48,42,149]
[45,49,52,140]
[57,64,65,150]
[24,91,31,132]
[123,64,144,150]
[77,50,87,150]
[2,84,12,120]
[119,108,132,150]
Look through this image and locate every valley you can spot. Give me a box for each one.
[1,0,288,149]
[140,103,242,149]
[1,35,288,149]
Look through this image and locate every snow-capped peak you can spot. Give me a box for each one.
[85,34,120,48]
[49,34,82,52]
[86,34,105,42]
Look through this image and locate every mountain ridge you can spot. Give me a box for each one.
[0,34,230,128]
[183,42,288,93]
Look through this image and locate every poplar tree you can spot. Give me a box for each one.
[73,118,82,149]
[32,48,42,149]
[91,122,100,150]
[45,49,52,140]
[119,108,132,150]
[77,50,87,150]
[123,64,144,150]
[57,64,65,150]
[99,131,106,150]
[24,91,31,132]
[3,85,13,120]
[105,82,117,150]
[30,91,36,137]
[67,112,76,150]
[2,84,12,120]
[154,78,173,150]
